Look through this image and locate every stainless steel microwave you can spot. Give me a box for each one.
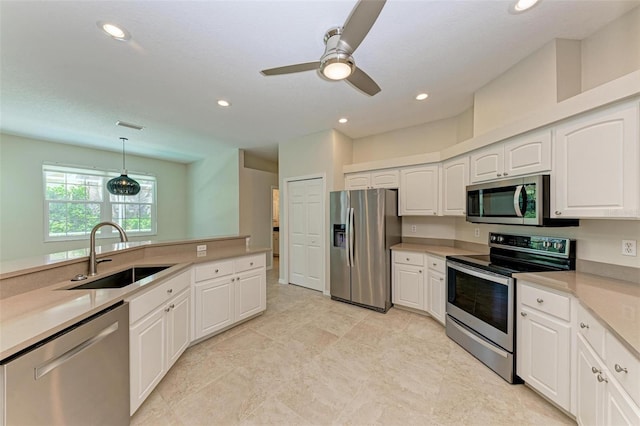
[466,175,579,227]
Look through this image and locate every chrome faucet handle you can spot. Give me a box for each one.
[96,258,112,264]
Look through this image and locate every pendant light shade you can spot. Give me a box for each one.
[107,137,141,196]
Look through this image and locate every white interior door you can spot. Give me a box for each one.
[287,178,324,292]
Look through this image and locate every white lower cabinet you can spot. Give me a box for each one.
[193,253,266,341]
[392,251,446,324]
[392,251,424,310]
[517,282,572,413]
[577,334,640,426]
[128,270,191,415]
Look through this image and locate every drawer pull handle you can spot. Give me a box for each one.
[439,278,444,281]
[406,258,410,261]
[164,307,171,313]
[432,263,437,266]
[520,312,527,317]
[250,262,254,266]
[580,322,589,329]
[419,270,422,274]
[596,374,608,383]
[169,304,175,309]
[503,172,509,176]
[591,367,601,374]
[215,269,219,273]
[231,278,235,282]
[497,173,502,177]
[167,289,173,294]
[536,298,543,303]
[555,211,562,215]
[614,364,628,374]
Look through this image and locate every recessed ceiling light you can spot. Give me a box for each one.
[416,93,429,101]
[338,118,348,124]
[97,21,131,41]
[511,0,540,13]
[217,100,231,107]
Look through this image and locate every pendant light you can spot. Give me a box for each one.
[107,137,141,195]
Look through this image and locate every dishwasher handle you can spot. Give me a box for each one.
[34,321,119,380]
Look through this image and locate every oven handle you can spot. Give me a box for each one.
[448,316,509,358]
[447,261,514,286]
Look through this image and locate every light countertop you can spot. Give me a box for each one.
[0,243,268,361]
[515,271,640,358]
[391,243,484,258]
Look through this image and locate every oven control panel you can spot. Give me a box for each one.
[489,233,573,257]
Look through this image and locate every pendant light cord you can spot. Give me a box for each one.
[120,137,128,171]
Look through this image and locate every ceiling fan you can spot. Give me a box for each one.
[260,0,386,96]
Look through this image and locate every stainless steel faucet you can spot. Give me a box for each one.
[89,221,129,276]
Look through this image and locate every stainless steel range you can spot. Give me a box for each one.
[446,232,576,383]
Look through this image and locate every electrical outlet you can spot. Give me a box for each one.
[411,225,417,233]
[197,244,207,252]
[197,251,206,257]
[622,240,637,256]
[474,228,480,238]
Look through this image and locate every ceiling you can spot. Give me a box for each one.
[1,1,638,164]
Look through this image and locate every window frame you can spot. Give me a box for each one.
[42,164,157,242]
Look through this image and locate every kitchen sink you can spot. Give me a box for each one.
[68,266,172,290]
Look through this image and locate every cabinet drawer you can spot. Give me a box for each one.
[520,283,571,321]
[605,331,640,406]
[235,254,265,273]
[393,251,424,266]
[427,255,445,273]
[577,303,605,358]
[194,260,234,282]
[128,270,191,324]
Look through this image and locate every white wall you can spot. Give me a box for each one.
[239,151,278,269]
[582,6,640,92]
[455,218,640,268]
[0,133,189,261]
[187,149,240,238]
[352,116,459,163]
[278,129,353,291]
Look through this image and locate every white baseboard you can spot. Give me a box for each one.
[278,278,288,285]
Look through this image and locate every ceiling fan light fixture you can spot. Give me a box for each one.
[321,53,355,81]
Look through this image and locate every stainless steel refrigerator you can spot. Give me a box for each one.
[330,189,401,313]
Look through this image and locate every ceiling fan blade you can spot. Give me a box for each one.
[346,67,381,96]
[260,61,321,76]
[339,0,386,53]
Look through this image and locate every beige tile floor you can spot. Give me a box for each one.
[131,259,575,425]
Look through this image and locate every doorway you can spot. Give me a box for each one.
[271,187,279,257]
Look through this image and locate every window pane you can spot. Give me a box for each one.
[48,202,101,237]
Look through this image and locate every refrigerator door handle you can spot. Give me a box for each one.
[349,207,355,267]
[345,208,351,267]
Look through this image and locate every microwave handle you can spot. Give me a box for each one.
[513,185,524,217]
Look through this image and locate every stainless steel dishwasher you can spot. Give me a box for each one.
[1,302,129,425]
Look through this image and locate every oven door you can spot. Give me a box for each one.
[446,261,514,351]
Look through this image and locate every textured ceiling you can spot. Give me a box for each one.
[1,0,638,163]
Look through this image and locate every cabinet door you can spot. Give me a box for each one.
[235,269,266,322]
[470,144,504,183]
[427,270,446,325]
[605,377,640,426]
[392,263,424,310]
[576,335,605,426]
[399,165,439,216]
[167,288,190,369]
[553,102,639,218]
[517,306,571,412]
[371,169,399,188]
[193,278,234,339]
[503,130,551,177]
[130,306,166,415]
[345,173,371,190]
[441,156,469,216]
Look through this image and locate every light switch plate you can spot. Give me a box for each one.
[622,240,636,256]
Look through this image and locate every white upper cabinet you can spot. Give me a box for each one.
[441,156,469,216]
[553,101,640,219]
[399,165,439,216]
[345,169,399,190]
[470,129,552,183]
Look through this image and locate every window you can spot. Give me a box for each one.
[43,164,156,241]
